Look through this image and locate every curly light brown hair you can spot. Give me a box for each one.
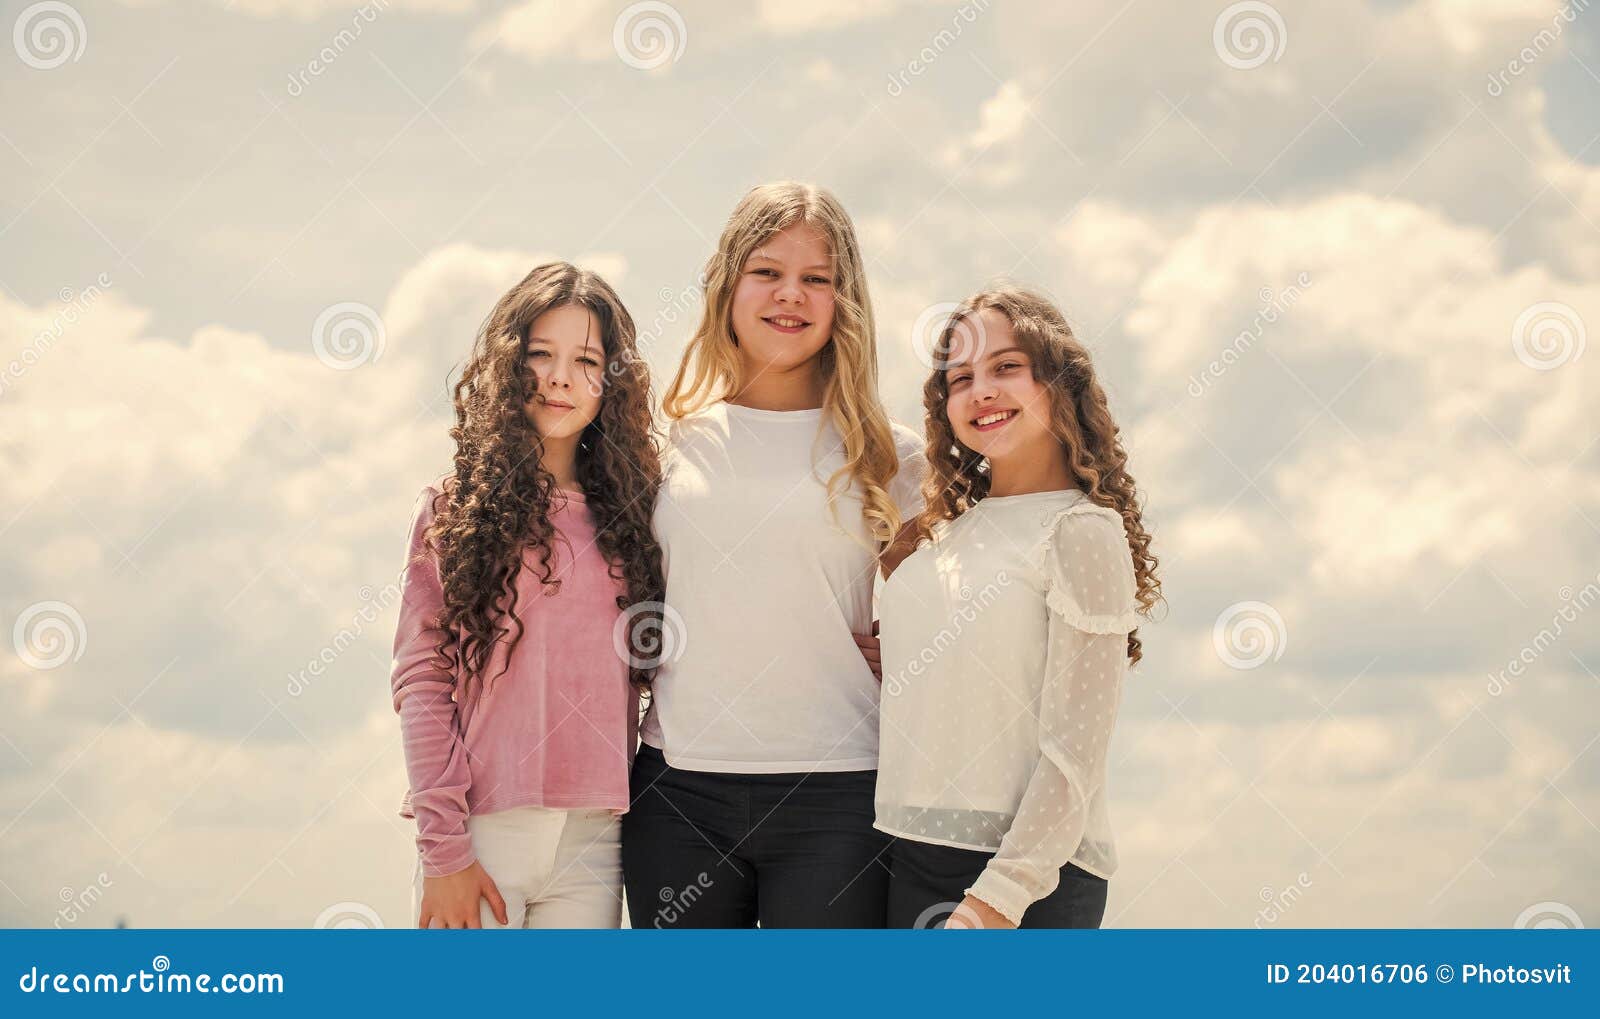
[422,261,664,695]
[915,285,1161,664]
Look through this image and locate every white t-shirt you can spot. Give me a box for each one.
[874,488,1141,925]
[640,400,927,773]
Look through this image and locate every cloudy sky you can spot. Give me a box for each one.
[1,0,1597,929]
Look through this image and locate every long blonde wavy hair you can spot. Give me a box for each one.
[915,285,1161,664]
[661,181,904,544]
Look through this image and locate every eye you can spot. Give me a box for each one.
[578,356,601,367]
[948,373,972,387]
[751,267,779,277]
[805,275,831,286]
[997,360,1023,372]
[526,349,550,359]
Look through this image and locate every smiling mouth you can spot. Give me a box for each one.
[763,315,810,332]
[972,409,1018,431]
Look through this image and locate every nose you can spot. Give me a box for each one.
[543,358,573,393]
[970,371,999,403]
[774,274,803,305]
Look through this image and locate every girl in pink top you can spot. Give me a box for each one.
[390,262,663,928]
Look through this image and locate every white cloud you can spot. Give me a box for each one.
[5,0,1597,929]
[115,0,477,18]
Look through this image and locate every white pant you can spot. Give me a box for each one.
[411,805,623,929]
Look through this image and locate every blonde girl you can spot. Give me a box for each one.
[621,181,926,928]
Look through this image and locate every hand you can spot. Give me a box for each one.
[944,894,1017,930]
[853,621,882,682]
[417,860,508,929]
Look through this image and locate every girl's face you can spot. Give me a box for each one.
[944,308,1059,464]
[729,222,837,377]
[522,303,605,440]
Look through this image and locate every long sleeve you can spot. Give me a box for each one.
[966,507,1140,925]
[390,484,476,878]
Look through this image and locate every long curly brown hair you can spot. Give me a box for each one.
[914,285,1161,664]
[422,262,664,696]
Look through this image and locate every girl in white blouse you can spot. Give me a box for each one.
[875,285,1160,929]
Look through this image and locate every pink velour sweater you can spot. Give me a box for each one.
[390,479,638,877]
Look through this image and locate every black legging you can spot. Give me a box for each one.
[622,744,890,928]
[886,836,1109,928]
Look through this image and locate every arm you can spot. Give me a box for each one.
[390,486,476,878]
[963,510,1139,926]
[880,427,929,579]
[879,519,923,581]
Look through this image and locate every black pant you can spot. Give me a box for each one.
[886,836,1109,929]
[621,744,891,928]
